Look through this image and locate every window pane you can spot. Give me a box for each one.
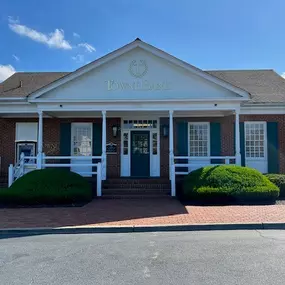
[153,132,158,155]
[245,123,265,158]
[189,123,209,157]
[72,125,92,156]
[123,132,129,155]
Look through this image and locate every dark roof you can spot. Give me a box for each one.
[1,69,285,104]
[207,69,285,104]
[0,72,69,98]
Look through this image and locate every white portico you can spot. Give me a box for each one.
[4,38,249,196]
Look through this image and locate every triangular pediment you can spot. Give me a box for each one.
[29,40,249,102]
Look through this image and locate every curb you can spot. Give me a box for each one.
[1,223,285,235]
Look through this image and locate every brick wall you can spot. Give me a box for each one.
[0,117,122,177]
[0,115,284,177]
[0,118,38,176]
[160,114,285,177]
[160,116,235,178]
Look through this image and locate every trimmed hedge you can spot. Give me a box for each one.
[183,165,279,202]
[0,169,92,205]
[265,174,285,198]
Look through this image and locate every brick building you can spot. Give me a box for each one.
[0,39,284,195]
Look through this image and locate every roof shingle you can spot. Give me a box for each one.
[0,72,69,98]
[207,69,285,104]
[1,69,285,104]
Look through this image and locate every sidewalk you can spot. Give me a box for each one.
[0,199,285,231]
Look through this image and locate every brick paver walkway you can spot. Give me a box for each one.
[0,199,285,229]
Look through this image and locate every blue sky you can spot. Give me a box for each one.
[1,0,285,81]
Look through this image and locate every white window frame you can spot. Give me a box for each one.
[188,122,210,157]
[15,122,38,142]
[71,123,93,157]
[244,121,267,161]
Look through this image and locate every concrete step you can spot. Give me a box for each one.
[100,194,173,200]
[103,183,171,190]
[101,187,171,199]
[103,188,171,194]
[102,178,171,191]
[103,178,170,184]
[0,181,8,188]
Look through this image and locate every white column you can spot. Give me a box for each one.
[96,162,102,197]
[37,111,43,169]
[102,110,107,180]
[235,109,241,166]
[169,110,174,180]
[8,164,14,187]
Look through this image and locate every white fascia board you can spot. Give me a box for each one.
[29,97,248,103]
[0,103,38,113]
[36,101,240,112]
[0,97,26,101]
[28,40,249,101]
[241,105,285,114]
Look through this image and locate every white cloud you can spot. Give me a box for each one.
[12,54,20,61]
[8,16,19,24]
[0,64,16,82]
[72,54,85,63]
[281,72,285,79]
[8,18,72,50]
[73,32,80,38]
[78,42,96,53]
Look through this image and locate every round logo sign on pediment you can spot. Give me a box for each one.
[129,60,148,78]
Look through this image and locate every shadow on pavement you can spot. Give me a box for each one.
[0,198,188,238]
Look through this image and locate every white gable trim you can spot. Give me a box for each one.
[137,42,249,98]
[28,41,141,100]
[28,39,250,101]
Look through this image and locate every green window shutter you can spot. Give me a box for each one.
[267,122,279,173]
[176,121,188,173]
[234,122,245,166]
[93,122,102,157]
[210,122,221,163]
[92,123,102,176]
[60,123,71,156]
[60,123,71,169]
[177,121,188,155]
[240,123,245,166]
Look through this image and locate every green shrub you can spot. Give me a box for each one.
[183,165,279,202]
[0,169,92,205]
[265,174,285,198]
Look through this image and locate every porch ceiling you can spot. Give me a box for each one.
[42,110,234,118]
[0,109,234,118]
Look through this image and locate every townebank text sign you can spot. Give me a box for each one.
[106,79,171,91]
[106,59,171,91]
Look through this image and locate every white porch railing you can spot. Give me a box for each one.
[8,153,103,196]
[8,153,37,187]
[170,156,237,196]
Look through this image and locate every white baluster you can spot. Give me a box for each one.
[169,110,174,180]
[97,162,102,197]
[8,164,14,187]
[171,163,176,197]
[20,152,25,176]
[102,111,107,180]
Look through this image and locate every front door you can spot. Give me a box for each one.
[131,131,150,177]
[71,123,93,176]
